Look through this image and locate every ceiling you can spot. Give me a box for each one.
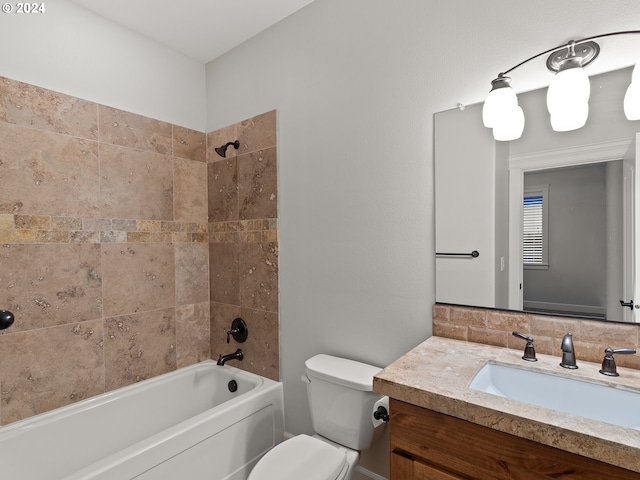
[70,0,315,64]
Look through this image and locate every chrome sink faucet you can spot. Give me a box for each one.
[560,333,578,369]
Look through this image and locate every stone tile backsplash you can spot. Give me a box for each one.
[433,303,640,371]
[0,76,279,424]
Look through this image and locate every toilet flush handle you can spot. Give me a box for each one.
[373,406,389,423]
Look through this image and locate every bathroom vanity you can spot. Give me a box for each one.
[373,337,640,479]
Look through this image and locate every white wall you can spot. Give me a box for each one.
[204,0,640,448]
[0,0,206,131]
[206,0,442,439]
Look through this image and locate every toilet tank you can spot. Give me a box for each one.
[304,354,384,450]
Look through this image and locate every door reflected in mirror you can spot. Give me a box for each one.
[522,162,625,320]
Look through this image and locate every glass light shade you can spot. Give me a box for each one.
[550,102,589,132]
[492,104,525,141]
[483,85,517,128]
[547,67,590,114]
[625,62,640,120]
[624,82,640,120]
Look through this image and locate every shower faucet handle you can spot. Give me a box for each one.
[226,318,248,344]
[0,310,14,330]
[512,332,537,362]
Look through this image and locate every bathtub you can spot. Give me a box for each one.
[0,360,284,480]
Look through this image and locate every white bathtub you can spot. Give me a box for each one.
[0,360,284,480]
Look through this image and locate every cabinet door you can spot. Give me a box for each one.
[390,451,413,480]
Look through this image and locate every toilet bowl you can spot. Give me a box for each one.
[247,354,387,480]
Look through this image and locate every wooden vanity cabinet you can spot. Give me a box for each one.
[389,399,639,480]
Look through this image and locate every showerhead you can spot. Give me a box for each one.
[214,140,240,158]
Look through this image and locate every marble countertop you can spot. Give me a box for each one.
[373,336,640,473]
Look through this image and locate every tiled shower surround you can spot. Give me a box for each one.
[0,76,278,425]
[207,113,279,381]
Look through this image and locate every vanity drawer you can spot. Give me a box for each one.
[391,450,464,479]
[389,399,639,480]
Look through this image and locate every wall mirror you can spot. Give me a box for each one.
[435,66,640,323]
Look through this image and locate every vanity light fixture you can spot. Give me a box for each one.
[483,31,640,141]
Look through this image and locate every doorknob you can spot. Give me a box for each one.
[620,299,635,310]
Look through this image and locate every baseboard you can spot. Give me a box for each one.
[355,465,388,480]
[523,300,606,317]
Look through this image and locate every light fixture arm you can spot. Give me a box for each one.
[499,30,640,77]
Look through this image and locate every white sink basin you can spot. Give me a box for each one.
[469,362,640,430]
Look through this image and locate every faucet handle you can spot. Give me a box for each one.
[226,318,248,344]
[512,332,537,362]
[599,347,636,377]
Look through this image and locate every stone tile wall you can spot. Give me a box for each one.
[207,111,280,382]
[0,77,280,424]
[0,77,210,424]
[433,303,640,370]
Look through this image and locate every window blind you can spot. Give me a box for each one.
[523,194,543,263]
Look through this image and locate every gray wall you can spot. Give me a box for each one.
[0,0,206,130]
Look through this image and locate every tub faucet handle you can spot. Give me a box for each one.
[599,347,636,376]
[512,332,537,362]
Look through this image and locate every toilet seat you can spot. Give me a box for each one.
[248,434,347,480]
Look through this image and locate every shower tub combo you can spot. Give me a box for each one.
[0,360,284,480]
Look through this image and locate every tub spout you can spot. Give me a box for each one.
[217,349,243,366]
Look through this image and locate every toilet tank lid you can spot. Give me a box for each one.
[305,354,382,391]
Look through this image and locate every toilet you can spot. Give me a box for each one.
[248,354,387,480]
